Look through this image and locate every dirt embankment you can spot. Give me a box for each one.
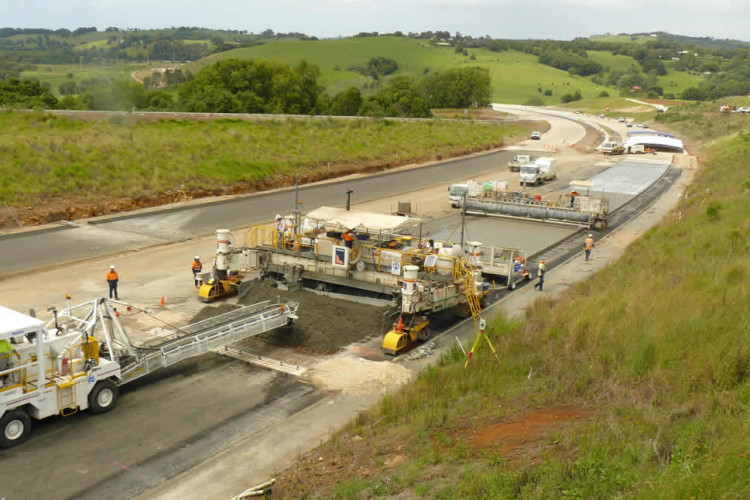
[193,278,395,353]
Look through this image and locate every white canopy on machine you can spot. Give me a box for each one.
[304,206,419,232]
[0,305,44,340]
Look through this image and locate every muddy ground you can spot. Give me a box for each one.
[192,278,396,353]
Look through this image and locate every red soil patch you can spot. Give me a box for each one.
[469,407,592,459]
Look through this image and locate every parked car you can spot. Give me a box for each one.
[617,117,625,122]
[636,123,644,128]
[642,123,650,129]
[599,113,606,118]
[530,131,542,140]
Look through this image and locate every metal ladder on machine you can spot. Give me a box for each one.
[119,301,299,385]
[457,259,501,367]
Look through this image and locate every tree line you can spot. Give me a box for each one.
[0,58,491,117]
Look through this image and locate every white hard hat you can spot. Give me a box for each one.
[110,265,116,269]
[195,255,200,260]
[588,233,593,237]
[275,214,282,219]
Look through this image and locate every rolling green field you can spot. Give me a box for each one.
[20,63,149,94]
[586,50,638,72]
[187,37,612,103]
[657,66,705,97]
[588,34,655,44]
[274,108,750,498]
[0,111,525,216]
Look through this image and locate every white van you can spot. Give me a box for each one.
[519,157,557,186]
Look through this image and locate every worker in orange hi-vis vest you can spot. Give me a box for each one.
[191,255,203,287]
[584,234,595,262]
[106,265,119,300]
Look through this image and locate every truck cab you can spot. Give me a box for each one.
[519,157,556,186]
[448,183,469,207]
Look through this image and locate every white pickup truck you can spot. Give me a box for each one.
[519,157,557,186]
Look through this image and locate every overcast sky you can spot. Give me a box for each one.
[2,0,747,41]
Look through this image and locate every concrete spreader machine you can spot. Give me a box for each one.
[0,298,298,448]
[197,207,530,355]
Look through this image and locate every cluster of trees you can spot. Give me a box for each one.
[347,57,398,79]
[0,79,58,108]
[538,50,602,76]
[322,66,490,118]
[178,59,323,114]
[142,68,193,89]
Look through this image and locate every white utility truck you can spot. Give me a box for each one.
[508,154,533,172]
[519,157,557,186]
[448,181,482,207]
[0,298,298,448]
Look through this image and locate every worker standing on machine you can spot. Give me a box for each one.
[342,229,355,249]
[584,234,595,262]
[533,257,546,291]
[275,214,287,248]
[0,337,15,388]
[106,265,119,300]
[192,255,203,287]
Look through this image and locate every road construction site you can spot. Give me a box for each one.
[0,105,690,499]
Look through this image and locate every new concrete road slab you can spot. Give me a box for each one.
[589,158,671,195]
[0,149,531,277]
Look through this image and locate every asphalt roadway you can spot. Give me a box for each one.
[0,149,523,277]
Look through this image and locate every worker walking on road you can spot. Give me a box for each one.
[533,257,546,291]
[106,265,119,300]
[191,255,202,287]
[584,233,595,262]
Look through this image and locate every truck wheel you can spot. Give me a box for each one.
[88,380,119,414]
[508,279,517,291]
[0,409,31,448]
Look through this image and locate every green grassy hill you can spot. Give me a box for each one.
[0,111,527,223]
[186,37,611,104]
[273,107,750,498]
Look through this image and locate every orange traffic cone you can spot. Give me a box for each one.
[160,296,165,306]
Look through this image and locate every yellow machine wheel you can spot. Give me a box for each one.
[198,281,237,302]
[382,330,407,356]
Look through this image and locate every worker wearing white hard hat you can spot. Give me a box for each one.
[584,233,595,262]
[192,255,203,287]
[106,265,119,300]
[275,214,287,248]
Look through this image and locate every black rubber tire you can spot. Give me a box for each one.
[0,409,31,448]
[88,380,119,414]
[509,279,517,291]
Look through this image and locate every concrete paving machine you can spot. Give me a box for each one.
[198,229,247,302]
[0,298,298,448]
